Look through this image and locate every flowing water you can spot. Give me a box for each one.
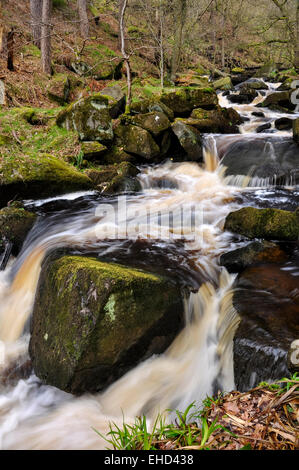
[0,79,298,449]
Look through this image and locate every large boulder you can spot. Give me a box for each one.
[212,77,233,91]
[114,123,160,160]
[220,136,299,184]
[224,206,299,241]
[0,205,37,255]
[233,264,299,390]
[187,106,242,133]
[0,155,92,207]
[259,90,295,112]
[171,119,203,160]
[29,255,183,394]
[159,87,218,116]
[56,93,114,142]
[130,99,174,121]
[99,85,126,118]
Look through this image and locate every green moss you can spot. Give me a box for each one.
[224,207,299,241]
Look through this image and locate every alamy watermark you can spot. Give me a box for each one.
[94,196,204,250]
[291,80,299,112]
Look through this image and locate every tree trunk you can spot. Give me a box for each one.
[41,0,52,74]
[119,0,131,111]
[7,28,14,71]
[30,0,43,48]
[77,0,89,39]
[170,0,187,82]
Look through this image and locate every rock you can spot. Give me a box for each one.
[287,340,299,372]
[252,111,265,117]
[224,206,299,241]
[29,255,183,394]
[159,87,218,116]
[187,106,242,133]
[213,77,233,91]
[114,123,160,160]
[219,241,287,273]
[0,154,92,207]
[293,118,299,143]
[81,141,107,160]
[47,74,83,105]
[171,120,203,161]
[130,99,174,121]
[274,117,293,131]
[56,94,114,142]
[237,79,269,91]
[122,111,171,137]
[256,122,271,133]
[233,264,299,390]
[100,85,126,118]
[227,91,257,105]
[0,80,5,105]
[254,62,278,79]
[221,136,299,184]
[85,162,141,194]
[0,205,37,255]
[259,90,295,112]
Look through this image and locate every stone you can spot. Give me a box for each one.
[81,141,107,160]
[122,111,171,136]
[29,255,183,394]
[85,162,141,194]
[0,154,92,207]
[293,118,299,144]
[259,90,295,112]
[224,206,299,241]
[56,93,114,142]
[159,87,218,116]
[114,123,160,160]
[100,85,126,118]
[171,120,203,161]
[213,77,233,91]
[0,205,37,255]
[274,117,293,131]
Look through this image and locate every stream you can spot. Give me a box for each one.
[0,80,298,449]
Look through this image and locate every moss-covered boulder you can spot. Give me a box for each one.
[159,87,218,116]
[81,141,107,160]
[213,77,233,91]
[46,74,84,105]
[29,255,183,394]
[130,98,174,121]
[187,106,241,133]
[171,120,203,161]
[259,90,295,112]
[85,162,141,194]
[100,84,126,118]
[293,118,299,144]
[122,111,171,137]
[114,123,160,160]
[0,205,37,255]
[0,154,92,207]
[224,207,299,241]
[56,94,114,142]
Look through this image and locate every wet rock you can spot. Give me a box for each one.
[227,92,257,105]
[238,79,269,91]
[256,122,271,133]
[114,123,160,160]
[274,117,293,131]
[85,162,141,194]
[293,118,299,144]
[29,255,183,394]
[259,90,295,112]
[233,264,299,390]
[224,206,299,241]
[221,136,299,184]
[219,241,287,273]
[171,120,203,161]
[56,93,114,142]
[0,155,92,207]
[252,111,265,117]
[0,205,37,255]
[159,87,218,116]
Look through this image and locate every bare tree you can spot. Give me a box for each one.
[119,0,132,112]
[41,0,52,74]
[170,0,187,82]
[30,0,43,48]
[77,0,89,39]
